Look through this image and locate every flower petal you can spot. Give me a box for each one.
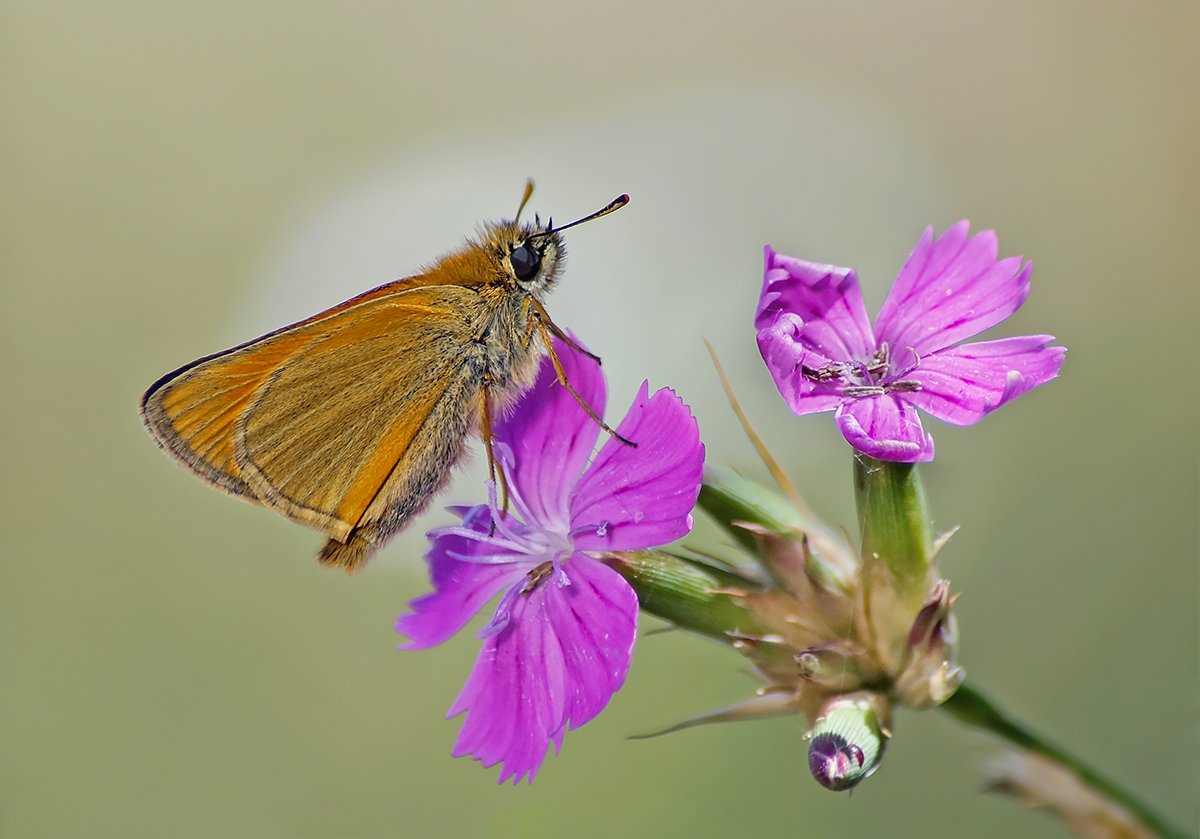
[756,248,876,415]
[900,335,1066,425]
[836,395,934,462]
[543,557,639,730]
[755,311,846,416]
[395,505,527,650]
[494,335,605,534]
[570,383,704,552]
[446,555,638,784]
[874,222,1032,356]
[756,246,876,360]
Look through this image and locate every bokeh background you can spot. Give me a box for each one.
[4,2,1196,837]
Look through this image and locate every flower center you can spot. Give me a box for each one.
[463,500,578,639]
[430,477,577,579]
[512,525,574,596]
[801,342,923,399]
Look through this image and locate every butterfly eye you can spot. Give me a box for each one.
[509,243,541,282]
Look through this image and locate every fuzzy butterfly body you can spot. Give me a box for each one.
[141,190,629,571]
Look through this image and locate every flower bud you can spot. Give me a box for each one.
[805,692,890,791]
[894,579,964,707]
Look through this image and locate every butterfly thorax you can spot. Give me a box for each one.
[415,220,567,410]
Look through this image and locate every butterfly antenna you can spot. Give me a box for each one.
[528,194,629,239]
[515,179,536,224]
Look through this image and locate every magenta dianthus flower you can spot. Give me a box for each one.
[756,221,1065,462]
[396,337,704,783]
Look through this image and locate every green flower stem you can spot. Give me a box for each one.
[942,681,1186,839]
[852,455,940,672]
[852,454,934,601]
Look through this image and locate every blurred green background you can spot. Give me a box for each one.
[3,2,1196,836]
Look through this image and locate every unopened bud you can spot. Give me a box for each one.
[895,580,964,708]
[805,693,890,791]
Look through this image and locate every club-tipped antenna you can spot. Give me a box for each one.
[515,178,536,224]
[528,193,630,240]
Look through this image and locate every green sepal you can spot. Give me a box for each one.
[606,550,769,641]
[698,466,808,552]
[699,466,857,596]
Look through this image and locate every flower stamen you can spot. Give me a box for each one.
[888,346,923,380]
[843,385,886,398]
[800,342,927,400]
[480,479,532,546]
[522,561,556,594]
[866,342,890,376]
[427,524,526,554]
[802,362,848,382]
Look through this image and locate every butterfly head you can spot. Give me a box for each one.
[479,191,628,296]
[484,221,566,297]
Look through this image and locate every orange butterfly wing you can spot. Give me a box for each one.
[141,283,487,542]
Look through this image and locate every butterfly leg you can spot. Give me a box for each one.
[528,297,602,363]
[534,321,636,447]
[479,373,512,527]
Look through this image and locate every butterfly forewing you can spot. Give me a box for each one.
[143,284,487,547]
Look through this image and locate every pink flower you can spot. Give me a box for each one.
[756,221,1066,462]
[396,337,704,783]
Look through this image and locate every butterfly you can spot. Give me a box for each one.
[140,183,628,572]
